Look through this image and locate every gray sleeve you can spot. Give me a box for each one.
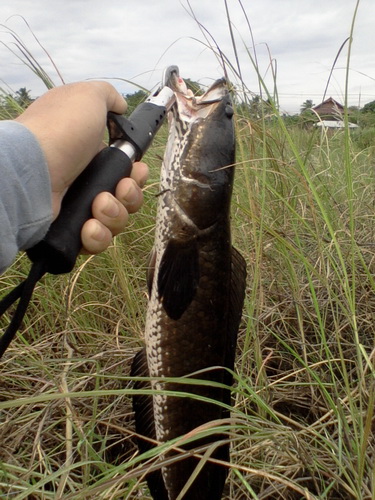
[0,120,52,274]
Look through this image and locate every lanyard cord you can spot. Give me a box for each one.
[0,260,46,358]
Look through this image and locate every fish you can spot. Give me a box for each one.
[131,72,247,500]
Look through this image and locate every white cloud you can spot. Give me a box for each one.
[0,0,373,114]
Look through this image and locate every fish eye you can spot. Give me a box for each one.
[225,104,234,118]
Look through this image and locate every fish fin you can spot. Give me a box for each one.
[157,238,199,320]
[131,348,155,453]
[211,246,246,473]
[223,247,247,402]
[131,348,169,500]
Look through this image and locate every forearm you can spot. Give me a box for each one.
[0,121,52,273]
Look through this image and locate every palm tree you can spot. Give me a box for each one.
[15,87,33,108]
[300,99,315,113]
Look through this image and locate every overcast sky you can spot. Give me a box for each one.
[0,0,374,114]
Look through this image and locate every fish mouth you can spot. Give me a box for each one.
[165,70,228,122]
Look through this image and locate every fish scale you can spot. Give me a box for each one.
[131,75,246,500]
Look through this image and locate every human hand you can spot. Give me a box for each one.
[15,81,148,254]
[80,162,148,254]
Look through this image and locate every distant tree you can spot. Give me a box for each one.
[250,95,275,119]
[348,105,360,112]
[14,87,33,108]
[282,113,300,127]
[347,106,361,124]
[300,99,315,113]
[0,87,34,119]
[361,100,375,114]
[123,89,147,114]
[249,95,262,119]
[235,95,274,120]
[183,78,203,95]
[123,78,203,115]
[357,100,375,128]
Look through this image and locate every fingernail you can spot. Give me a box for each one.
[103,197,120,218]
[123,183,140,208]
[92,223,107,241]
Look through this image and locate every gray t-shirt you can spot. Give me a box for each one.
[0,121,52,273]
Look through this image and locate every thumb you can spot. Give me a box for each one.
[95,81,128,115]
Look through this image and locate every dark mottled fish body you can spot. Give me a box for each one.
[132,76,246,499]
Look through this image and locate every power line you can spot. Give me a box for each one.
[277,93,375,98]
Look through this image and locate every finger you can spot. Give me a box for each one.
[81,219,113,254]
[91,191,129,236]
[130,161,149,188]
[115,178,144,214]
[92,81,128,115]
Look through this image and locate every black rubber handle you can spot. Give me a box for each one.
[27,146,132,275]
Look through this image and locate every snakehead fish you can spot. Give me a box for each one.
[131,71,246,500]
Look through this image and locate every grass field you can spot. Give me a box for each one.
[1,101,374,499]
[1,5,375,499]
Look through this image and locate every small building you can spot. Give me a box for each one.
[312,97,358,130]
[315,120,359,130]
[312,97,344,120]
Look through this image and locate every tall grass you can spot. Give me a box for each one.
[230,117,375,498]
[1,3,375,499]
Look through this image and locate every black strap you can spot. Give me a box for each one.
[0,260,46,358]
[0,280,26,316]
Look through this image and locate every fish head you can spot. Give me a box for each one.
[164,74,236,230]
